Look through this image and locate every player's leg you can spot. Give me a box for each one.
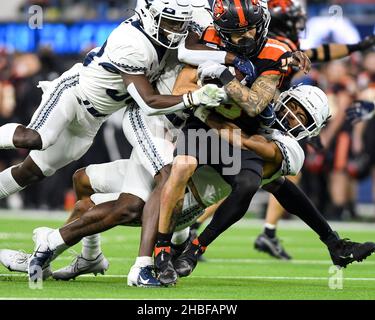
[122,106,179,286]
[1,65,81,152]
[254,174,301,260]
[0,66,86,199]
[174,167,263,277]
[0,166,95,277]
[52,163,122,281]
[263,177,375,267]
[0,124,42,150]
[154,155,198,285]
[28,193,145,280]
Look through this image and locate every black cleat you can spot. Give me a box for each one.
[154,247,178,286]
[189,224,207,262]
[254,233,292,260]
[174,239,206,277]
[170,238,190,262]
[322,231,375,268]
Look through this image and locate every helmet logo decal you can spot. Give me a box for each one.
[213,0,226,20]
[162,7,176,14]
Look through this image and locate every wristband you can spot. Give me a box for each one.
[218,68,235,86]
[347,43,361,54]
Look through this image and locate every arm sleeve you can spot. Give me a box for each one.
[178,40,227,66]
[126,83,187,116]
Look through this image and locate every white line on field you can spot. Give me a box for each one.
[52,256,375,266]
[1,210,375,231]
[0,273,375,282]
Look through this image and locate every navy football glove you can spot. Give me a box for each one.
[346,100,375,124]
[257,104,276,127]
[233,56,257,86]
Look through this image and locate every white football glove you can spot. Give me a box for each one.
[183,83,226,108]
[197,61,227,83]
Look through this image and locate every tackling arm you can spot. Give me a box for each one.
[122,73,186,116]
[122,72,225,116]
[202,110,281,162]
[223,74,281,117]
[178,31,236,66]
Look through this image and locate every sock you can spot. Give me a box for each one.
[47,229,68,260]
[82,234,101,260]
[320,230,340,248]
[134,256,153,268]
[0,166,25,199]
[0,123,19,149]
[264,223,276,239]
[155,232,173,247]
[272,179,333,240]
[190,222,201,232]
[192,238,207,252]
[171,228,190,245]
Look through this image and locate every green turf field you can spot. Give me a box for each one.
[0,212,374,300]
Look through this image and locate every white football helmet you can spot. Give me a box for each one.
[137,0,193,49]
[274,84,330,141]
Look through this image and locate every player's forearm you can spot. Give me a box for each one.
[222,74,279,117]
[178,42,228,66]
[305,44,350,63]
[203,112,247,149]
[127,83,187,116]
[242,136,277,161]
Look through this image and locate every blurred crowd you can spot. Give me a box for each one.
[293,51,375,221]
[0,1,374,221]
[0,49,131,209]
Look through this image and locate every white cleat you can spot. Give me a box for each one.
[127,264,161,287]
[28,227,57,281]
[0,249,52,279]
[52,253,109,281]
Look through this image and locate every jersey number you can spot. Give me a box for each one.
[83,41,131,103]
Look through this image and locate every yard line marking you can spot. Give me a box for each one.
[51,257,375,265]
[1,273,375,281]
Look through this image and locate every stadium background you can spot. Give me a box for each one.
[0,0,374,221]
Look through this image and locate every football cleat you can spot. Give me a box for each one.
[52,253,109,281]
[323,231,375,268]
[170,239,190,262]
[154,246,178,286]
[28,227,56,282]
[173,239,206,277]
[0,249,52,280]
[254,233,292,260]
[127,265,161,287]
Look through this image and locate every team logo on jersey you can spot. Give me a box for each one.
[213,0,226,20]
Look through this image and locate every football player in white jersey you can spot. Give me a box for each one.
[0,0,224,204]
[3,84,375,287]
